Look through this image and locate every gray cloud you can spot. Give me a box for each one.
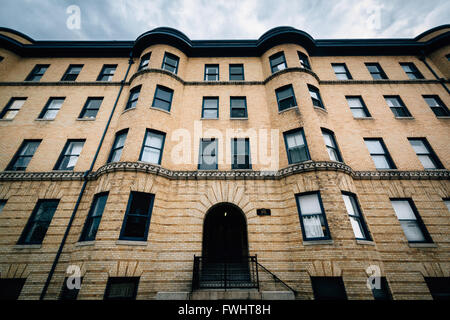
[0,0,448,41]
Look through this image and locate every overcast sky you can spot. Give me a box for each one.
[0,0,448,41]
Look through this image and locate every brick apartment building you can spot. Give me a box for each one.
[0,24,449,300]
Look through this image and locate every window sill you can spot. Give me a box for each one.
[278,106,298,114]
[116,240,148,246]
[230,117,248,120]
[201,117,219,120]
[75,241,95,247]
[313,106,327,113]
[137,161,161,167]
[408,242,437,248]
[35,119,55,121]
[76,118,96,121]
[436,116,450,119]
[354,117,373,120]
[121,107,136,115]
[356,239,375,246]
[302,239,334,246]
[395,116,415,120]
[0,119,14,121]
[14,244,42,249]
[150,106,171,115]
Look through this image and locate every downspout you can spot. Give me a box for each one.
[40,53,134,300]
[419,51,449,94]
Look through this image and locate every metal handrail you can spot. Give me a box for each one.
[255,260,297,294]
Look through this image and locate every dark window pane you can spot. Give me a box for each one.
[311,277,347,300]
[59,277,82,300]
[371,277,392,300]
[19,200,59,245]
[120,192,154,240]
[104,277,139,300]
[425,277,450,300]
[0,279,26,300]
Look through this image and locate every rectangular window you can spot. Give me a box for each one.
[7,140,41,171]
[0,200,7,214]
[162,52,179,74]
[400,62,424,79]
[342,192,371,240]
[364,138,396,169]
[202,97,219,119]
[152,85,173,112]
[108,129,128,163]
[229,64,244,80]
[295,192,330,241]
[390,198,432,243]
[104,277,140,300]
[444,199,450,212]
[140,129,165,165]
[423,95,449,117]
[204,64,219,81]
[119,192,154,241]
[125,86,141,110]
[18,199,59,245]
[59,277,83,300]
[311,277,347,300]
[79,192,108,242]
[365,63,388,80]
[138,53,151,71]
[78,97,103,119]
[298,51,311,70]
[275,84,297,112]
[346,96,371,118]
[231,138,251,170]
[269,52,287,73]
[408,138,443,169]
[372,277,392,300]
[284,128,310,164]
[199,138,218,170]
[384,96,411,117]
[0,98,26,120]
[425,277,450,300]
[308,85,325,109]
[54,140,85,170]
[0,279,26,300]
[38,97,65,120]
[332,63,352,80]
[322,129,342,162]
[25,64,49,82]
[97,64,117,81]
[230,97,247,118]
[61,64,83,81]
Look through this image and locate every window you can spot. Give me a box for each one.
[38,97,65,120]
[425,277,450,300]
[365,63,388,79]
[371,277,392,300]
[332,63,352,80]
[308,85,325,109]
[18,199,59,245]
[346,96,371,118]
[79,192,109,242]
[59,277,83,300]
[229,64,244,80]
[295,192,331,241]
[400,62,424,79]
[269,52,287,73]
[140,129,165,165]
[54,140,85,170]
[104,277,140,300]
[284,128,310,164]
[0,279,26,300]
[423,95,449,117]
[61,64,83,81]
[230,97,247,118]
[152,85,173,112]
[138,53,151,71]
[408,138,443,169]
[78,97,103,119]
[298,51,311,70]
[384,96,411,117]
[364,138,396,169]
[119,192,154,241]
[6,140,41,171]
[125,86,141,110]
[231,138,251,169]
[342,192,371,240]
[390,199,432,243]
[108,129,128,163]
[199,138,218,170]
[0,98,26,120]
[204,64,219,81]
[322,129,342,162]
[311,277,347,300]
[97,65,117,81]
[0,200,6,214]
[162,52,179,74]
[444,199,450,212]
[25,64,49,82]
[202,97,219,119]
[275,85,297,112]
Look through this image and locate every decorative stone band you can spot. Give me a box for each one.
[0,161,448,182]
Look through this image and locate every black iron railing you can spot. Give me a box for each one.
[192,256,259,290]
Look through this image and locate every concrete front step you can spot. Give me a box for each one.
[156,290,295,300]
